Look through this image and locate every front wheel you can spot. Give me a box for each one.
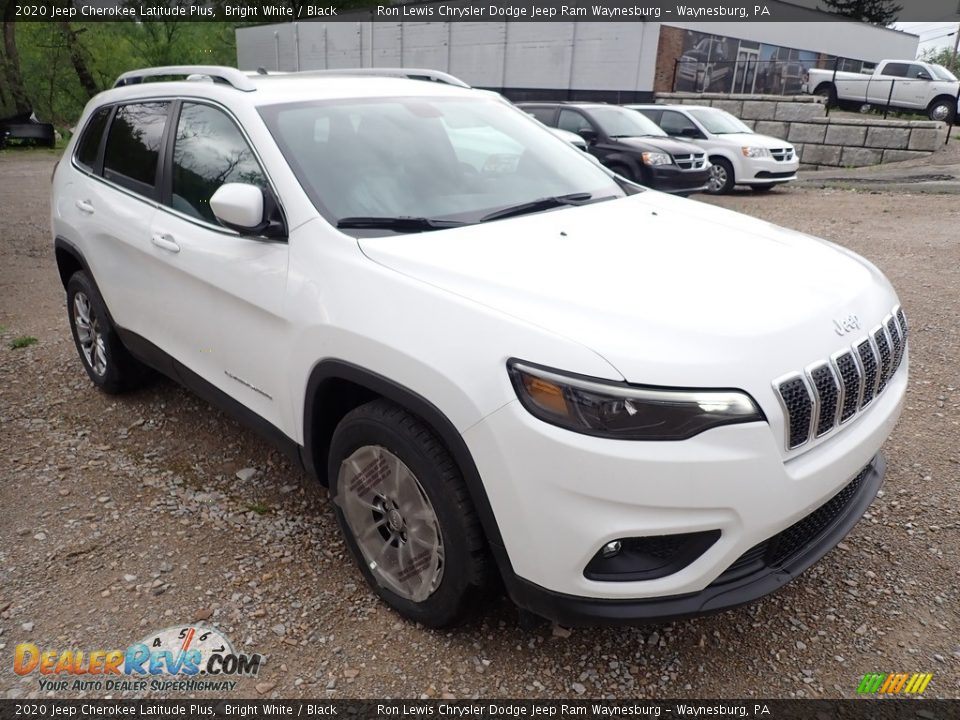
[706,157,735,195]
[328,400,491,627]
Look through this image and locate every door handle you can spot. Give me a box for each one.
[75,200,95,214]
[151,233,180,254]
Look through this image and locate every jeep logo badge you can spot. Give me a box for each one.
[833,314,861,336]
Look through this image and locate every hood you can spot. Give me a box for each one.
[614,135,703,156]
[357,193,897,388]
[716,132,792,148]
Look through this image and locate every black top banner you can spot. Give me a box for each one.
[8,0,960,22]
[0,700,959,720]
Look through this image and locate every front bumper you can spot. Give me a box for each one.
[741,156,800,185]
[647,166,710,194]
[463,366,904,623]
[506,455,884,626]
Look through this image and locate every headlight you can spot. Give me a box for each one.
[641,152,673,166]
[508,361,765,441]
[741,146,771,158]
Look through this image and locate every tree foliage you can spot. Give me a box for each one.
[921,46,960,78]
[820,0,902,26]
[0,21,237,125]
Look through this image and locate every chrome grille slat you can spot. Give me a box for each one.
[808,363,840,437]
[873,325,893,394]
[773,305,907,452]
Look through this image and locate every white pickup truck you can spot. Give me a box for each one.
[803,59,959,122]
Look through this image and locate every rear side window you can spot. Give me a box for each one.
[636,108,663,124]
[103,102,170,195]
[880,62,908,78]
[75,107,111,171]
[170,103,267,224]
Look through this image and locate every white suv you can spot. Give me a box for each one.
[628,104,799,195]
[52,66,907,627]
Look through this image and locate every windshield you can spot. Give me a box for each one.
[930,64,958,82]
[588,106,668,137]
[259,96,624,234]
[687,108,753,135]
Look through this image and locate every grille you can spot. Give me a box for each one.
[810,364,839,437]
[873,327,892,394]
[713,464,870,585]
[834,351,861,423]
[770,148,794,162]
[777,376,813,448]
[674,153,706,170]
[774,304,906,451]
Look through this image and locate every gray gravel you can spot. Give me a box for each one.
[1,152,958,700]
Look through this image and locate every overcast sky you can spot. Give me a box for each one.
[893,21,959,57]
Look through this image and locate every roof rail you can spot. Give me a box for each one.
[114,66,256,92]
[298,68,470,88]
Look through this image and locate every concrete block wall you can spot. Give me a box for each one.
[654,93,948,169]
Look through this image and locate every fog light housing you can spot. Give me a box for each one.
[584,531,721,582]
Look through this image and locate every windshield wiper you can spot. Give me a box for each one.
[336,216,468,233]
[479,193,596,223]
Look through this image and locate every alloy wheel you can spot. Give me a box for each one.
[337,445,445,603]
[708,164,727,193]
[73,291,107,377]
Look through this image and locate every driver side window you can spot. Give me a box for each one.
[659,111,698,137]
[170,103,268,225]
[557,109,593,135]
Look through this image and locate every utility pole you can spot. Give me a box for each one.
[953,22,960,69]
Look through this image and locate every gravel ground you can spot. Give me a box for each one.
[1,152,958,700]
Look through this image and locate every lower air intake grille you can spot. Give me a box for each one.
[712,464,871,585]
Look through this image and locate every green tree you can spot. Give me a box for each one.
[820,0,902,25]
[921,46,960,78]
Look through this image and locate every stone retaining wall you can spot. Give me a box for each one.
[654,93,948,169]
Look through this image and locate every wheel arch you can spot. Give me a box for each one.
[54,236,89,289]
[302,359,513,575]
[927,94,957,121]
[603,153,642,181]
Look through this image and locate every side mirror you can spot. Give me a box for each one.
[916,71,931,81]
[210,183,285,238]
[679,127,702,139]
[578,128,598,144]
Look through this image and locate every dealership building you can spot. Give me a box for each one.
[236,5,919,102]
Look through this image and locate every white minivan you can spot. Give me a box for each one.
[52,66,904,627]
[628,104,799,194]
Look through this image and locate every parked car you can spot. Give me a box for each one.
[53,65,908,628]
[518,102,709,195]
[547,126,587,150]
[803,60,959,122]
[0,109,55,149]
[628,104,799,194]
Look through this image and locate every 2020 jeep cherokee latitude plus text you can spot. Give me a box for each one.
[52,66,908,627]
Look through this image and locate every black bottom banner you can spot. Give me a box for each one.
[0,700,957,720]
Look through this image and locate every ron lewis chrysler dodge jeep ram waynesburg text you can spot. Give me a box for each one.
[51,65,908,627]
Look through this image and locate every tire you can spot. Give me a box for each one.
[706,157,735,195]
[328,399,491,627]
[750,184,775,193]
[66,271,149,394]
[814,83,837,108]
[927,96,956,124]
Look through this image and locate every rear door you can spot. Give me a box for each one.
[65,102,169,341]
[149,100,290,431]
[867,62,906,106]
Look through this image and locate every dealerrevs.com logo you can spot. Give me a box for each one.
[856,672,934,695]
[14,625,263,693]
